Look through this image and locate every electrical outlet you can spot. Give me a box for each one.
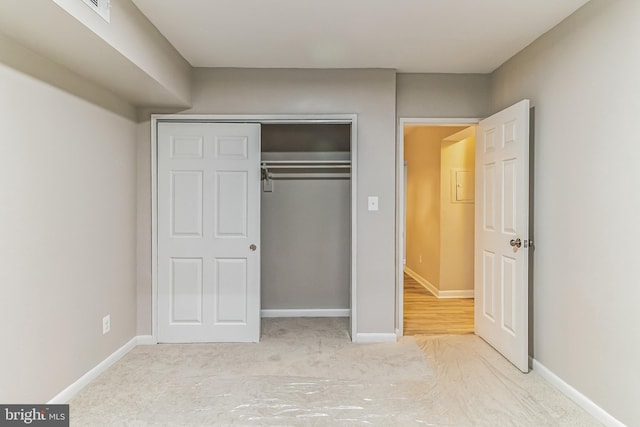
[367,196,379,211]
[102,314,110,335]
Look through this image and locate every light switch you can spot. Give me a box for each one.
[367,196,379,211]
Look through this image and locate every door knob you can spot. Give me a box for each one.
[510,238,522,248]
[249,244,257,252]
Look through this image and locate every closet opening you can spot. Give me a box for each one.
[260,123,352,339]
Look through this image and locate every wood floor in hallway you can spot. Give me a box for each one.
[403,273,474,335]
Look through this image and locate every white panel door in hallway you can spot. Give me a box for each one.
[475,100,531,372]
[157,122,261,342]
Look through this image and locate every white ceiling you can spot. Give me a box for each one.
[131,0,590,73]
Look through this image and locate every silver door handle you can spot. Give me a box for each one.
[510,238,522,248]
[249,244,257,252]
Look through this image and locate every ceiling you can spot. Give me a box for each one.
[131,0,590,73]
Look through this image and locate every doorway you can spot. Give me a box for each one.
[396,118,479,336]
[151,115,358,343]
[397,102,531,372]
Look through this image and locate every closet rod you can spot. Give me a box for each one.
[269,173,350,179]
[261,164,350,169]
[261,160,350,165]
[261,160,350,163]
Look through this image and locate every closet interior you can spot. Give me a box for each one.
[260,124,352,334]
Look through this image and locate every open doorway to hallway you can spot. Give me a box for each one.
[402,124,476,335]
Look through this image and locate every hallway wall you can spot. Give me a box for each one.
[404,126,465,290]
[439,132,475,293]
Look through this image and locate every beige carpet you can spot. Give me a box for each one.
[69,318,600,426]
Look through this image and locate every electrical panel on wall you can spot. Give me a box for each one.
[81,0,110,22]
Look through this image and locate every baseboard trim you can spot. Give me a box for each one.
[354,333,397,343]
[260,309,350,318]
[532,358,626,427]
[48,336,139,404]
[404,267,439,296]
[438,290,475,299]
[404,267,473,299]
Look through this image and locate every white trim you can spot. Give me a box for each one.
[47,336,139,404]
[532,359,626,427]
[151,114,358,343]
[404,267,474,299]
[152,114,356,124]
[396,117,480,336]
[261,309,351,318]
[404,266,439,296]
[350,118,358,342]
[354,333,397,343]
[150,119,158,343]
[439,290,475,299]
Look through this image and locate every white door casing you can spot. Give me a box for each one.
[475,100,530,372]
[157,122,261,343]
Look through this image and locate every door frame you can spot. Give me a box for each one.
[396,117,480,337]
[151,114,358,343]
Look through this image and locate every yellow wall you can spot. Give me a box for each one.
[440,131,475,292]
[404,126,464,288]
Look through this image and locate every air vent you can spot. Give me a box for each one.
[81,0,110,22]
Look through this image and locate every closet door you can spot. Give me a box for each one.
[157,122,261,342]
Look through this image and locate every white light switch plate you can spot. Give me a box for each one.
[367,196,379,211]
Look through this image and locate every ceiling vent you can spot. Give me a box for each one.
[81,0,110,22]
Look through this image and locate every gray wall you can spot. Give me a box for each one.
[396,73,492,118]
[137,68,397,335]
[492,0,640,424]
[261,178,350,310]
[0,42,137,402]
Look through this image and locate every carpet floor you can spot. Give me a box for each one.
[69,318,600,426]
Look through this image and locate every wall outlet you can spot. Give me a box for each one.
[367,196,379,211]
[102,314,111,335]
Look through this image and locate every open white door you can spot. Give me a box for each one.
[475,100,530,372]
[157,122,261,343]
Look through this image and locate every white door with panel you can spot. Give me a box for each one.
[475,100,530,372]
[157,122,261,343]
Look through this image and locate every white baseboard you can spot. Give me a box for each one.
[354,333,397,343]
[261,309,350,318]
[404,267,439,296]
[48,336,139,404]
[532,358,626,427]
[404,267,473,299]
[439,289,475,299]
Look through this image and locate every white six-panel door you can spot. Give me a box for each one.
[475,100,530,372]
[157,122,261,343]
